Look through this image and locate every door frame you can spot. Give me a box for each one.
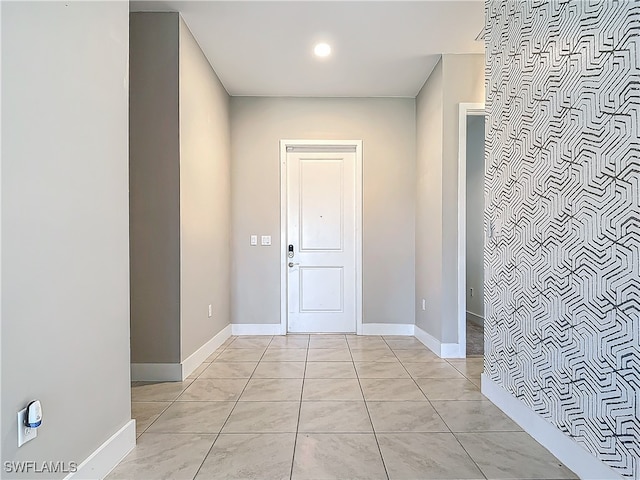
[279,139,363,335]
[457,103,485,357]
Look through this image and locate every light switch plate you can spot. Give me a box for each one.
[17,408,37,447]
[261,235,271,246]
[250,235,257,246]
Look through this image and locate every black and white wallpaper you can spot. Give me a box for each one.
[484,1,639,478]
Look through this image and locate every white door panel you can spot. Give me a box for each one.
[286,148,357,333]
[300,160,343,250]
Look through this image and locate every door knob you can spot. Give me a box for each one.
[288,262,299,268]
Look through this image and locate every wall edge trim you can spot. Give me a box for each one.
[414,325,464,358]
[65,420,136,480]
[481,374,625,480]
[466,310,484,327]
[130,363,182,382]
[231,323,283,335]
[181,324,232,379]
[361,323,414,336]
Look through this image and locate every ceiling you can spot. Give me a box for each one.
[130,1,485,97]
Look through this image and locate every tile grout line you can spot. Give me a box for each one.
[444,356,484,384]
[138,337,234,480]
[130,336,490,480]
[449,431,489,479]
[383,336,490,480]
[288,337,310,480]
[135,337,568,480]
[129,336,486,478]
[134,401,174,438]
[190,336,269,480]
[133,338,238,436]
[351,336,391,480]
[391,342,489,480]
[383,336,435,404]
[388,337,453,427]
[136,338,240,441]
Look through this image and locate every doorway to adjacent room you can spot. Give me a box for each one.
[458,104,486,357]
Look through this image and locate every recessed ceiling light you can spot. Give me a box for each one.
[314,43,331,58]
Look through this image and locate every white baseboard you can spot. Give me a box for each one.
[181,324,232,379]
[66,420,135,480]
[481,374,624,480]
[231,323,282,335]
[413,325,440,354]
[414,325,464,358]
[130,362,182,382]
[361,323,414,336]
[229,323,414,336]
[466,310,484,327]
[440,342,464,358]
[131,325,233,381]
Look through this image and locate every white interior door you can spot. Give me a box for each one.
[285,145,358,333]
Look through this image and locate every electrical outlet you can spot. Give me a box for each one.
[261,235,271,246]
[208,304,213,318]
[17,408,37,447]
[421,299,426,311]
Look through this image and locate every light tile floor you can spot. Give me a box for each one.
[111,335,577,480]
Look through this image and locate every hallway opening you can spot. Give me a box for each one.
[458,103,486,357]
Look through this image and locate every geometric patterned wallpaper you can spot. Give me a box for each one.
[484,1,639,478]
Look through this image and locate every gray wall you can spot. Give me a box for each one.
[1,1,131,475]
[441,54,485,342]
[130,13,231,365]
[415,60,444,340]
[129,12,181,364]
[415,54,484,343]
[230,97,416,326]
[465,115,485,319]
[485,1,639,476]
[179,18,232,360]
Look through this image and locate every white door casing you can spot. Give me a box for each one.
[280,140,363,334]
[457,103,485,357]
